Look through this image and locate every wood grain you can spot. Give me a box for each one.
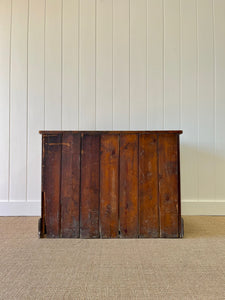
[100,134,119,238]
[158,134,179,238]
[41,134,48,237]
[44,134,62,238]
[61,133,80,238]
[40,131,183,239]
[177,135,182,237]
[80,134,100,238]
[139,134,159,237]
[119,134,139,238]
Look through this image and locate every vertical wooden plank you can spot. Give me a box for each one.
[45,0,62,129]
[27,0,45,201]
[158,134,179,238]
[79,0,96,129]
[197,0,215,200]
[113,0,129,130]
[100,134,119,238]
[147,0,164,129]
[139,134,159,238]
[130,0,147,130]
[164,0,180,129]
[214,0,225,200]
[45,134,62,238]
[120,134,138,238]
[96,0,113,130]
[61,133,80,238]
[62,0,79,130]
[177,134,182,237]
[80,134,100,238]
[41,134,48,237]
[10,0,28,201]
[180,0,198,203]
[0,0,11,201]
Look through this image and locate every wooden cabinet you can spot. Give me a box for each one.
[39,131,183,238]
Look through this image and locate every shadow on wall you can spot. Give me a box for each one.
[180,142,225,201]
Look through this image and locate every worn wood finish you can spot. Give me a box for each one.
[61,133,80,238]
[40,134,48,238]
[40,131,183,238]
[158,134,179,238]
[44,134,62,238]
[139,134,159,238]
[119,134,139,238]
[80,134,100,238]
[177,134,182,237]
[100,134,119,238]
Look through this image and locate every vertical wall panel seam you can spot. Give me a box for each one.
[8,0,13,202]
[42,0,45,131]
[26,0,30,202]
[162,0,165,129]
[44,0,46,130]
[78,0,80,130]
[112,1,114,130]
[112,0,114,130]
[196,0,199,201]
[129,0,131,129]
[212,0,216,200]
[146,0,148,129]
[95,0,97,130]
[61,0,63,130]
[179,0,182,130]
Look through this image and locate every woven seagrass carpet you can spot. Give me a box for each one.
[0,216,225,300]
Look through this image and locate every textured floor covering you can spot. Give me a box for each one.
[0,217,225,300]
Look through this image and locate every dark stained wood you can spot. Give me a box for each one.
[80,134,100,238]
[119,134,139,238]
[177,135,182,237]
[100,134,119,238]
[139,134,159,238]
[44,134,62,238]
[40,134,48,237]
[158,134,179,238]
[39,131,183,239]
[61,133,80,238]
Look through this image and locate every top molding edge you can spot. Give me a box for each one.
[39,130,183,135]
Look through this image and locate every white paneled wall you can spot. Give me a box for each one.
[1,0,225,215]
[113,0,130,130]
[27,0,45,201]
[0,0,11,202]
[180,0,198,201]
[62,0,79,130]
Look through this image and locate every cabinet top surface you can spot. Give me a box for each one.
[39,130,183,135]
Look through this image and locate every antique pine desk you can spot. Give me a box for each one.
[39,131,183,238]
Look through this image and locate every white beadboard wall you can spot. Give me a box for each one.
[0,0,225,216]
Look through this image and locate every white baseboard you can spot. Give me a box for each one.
[0,201,41,216]
[0,200,225,216]
[182,200,225,215]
